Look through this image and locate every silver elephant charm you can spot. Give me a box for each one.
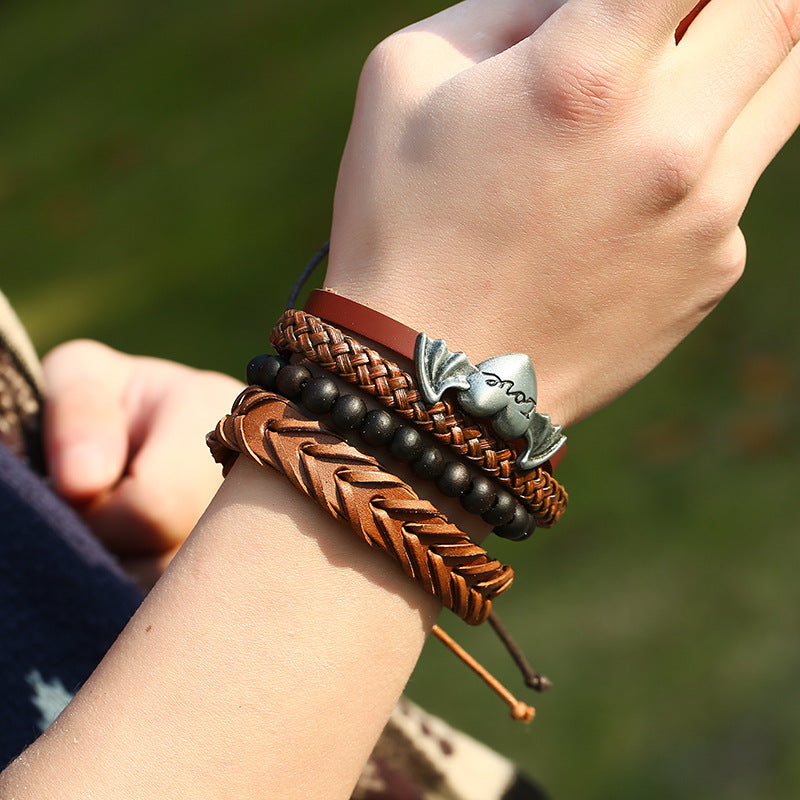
[414,333,565,469]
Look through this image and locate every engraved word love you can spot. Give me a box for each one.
[415,333,566,469]
[481,371,535,419]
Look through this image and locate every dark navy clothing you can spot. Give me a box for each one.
[0,443,142,765]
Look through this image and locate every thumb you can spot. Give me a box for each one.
[42,339,130,503]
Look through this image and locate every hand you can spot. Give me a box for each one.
[326,0,800,427]
[42,339,243,588]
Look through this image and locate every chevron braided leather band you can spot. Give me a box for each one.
[207,387,514,625]
[271,310,567,528]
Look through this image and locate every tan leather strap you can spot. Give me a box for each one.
[271,310,568,528]
[208,387,513,625]
[305,289,420,361]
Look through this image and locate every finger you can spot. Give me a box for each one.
[710,44,800,206]
[84,452,217,557]
[81,480,174,556]
[672,0,800,136]
[515,0,704,63]
[370,0,567,95]
[81,468,212,557]
[120,546,182,594]
[407,0,567,58]
[42,340,130,502]
[84,370,240,555]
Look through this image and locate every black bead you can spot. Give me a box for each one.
[389,426,424,463]
[481,490,517,526]
[360,409,396,446]
[330,394,367,431]
[301,377,340,414]
[412,447,446,481]
[522,515,538,540]
[247,354,286,389]
[246,354,268,385]
[275,364,311,398]
[493,504,532,541]
[436,462,471,497]
[460,475,496,514]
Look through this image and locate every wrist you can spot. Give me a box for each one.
[321,266,576,428]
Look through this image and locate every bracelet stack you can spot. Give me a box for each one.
[207,293,569,721]
[208,386,512,625]
[270,308,568,535]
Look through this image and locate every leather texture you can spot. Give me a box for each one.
[305,289,420,363]
[271,310,568,527]
[208,387,514,625]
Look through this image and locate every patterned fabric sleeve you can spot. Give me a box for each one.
[353,698,548,800]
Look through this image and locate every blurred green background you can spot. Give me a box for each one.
[3,1,799,797]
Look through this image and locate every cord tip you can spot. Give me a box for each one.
[526,673,553,692]
[511,702,536,723]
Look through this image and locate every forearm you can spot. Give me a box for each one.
[1,457,440,799]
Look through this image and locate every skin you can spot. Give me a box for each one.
[2,1,798,798]
[41,339,243,588]
[327,0,800,426]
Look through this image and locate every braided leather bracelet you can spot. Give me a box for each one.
[208,386,514,625]
[271,310,568,528]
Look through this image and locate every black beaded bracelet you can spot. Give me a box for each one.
[247,354,536,541]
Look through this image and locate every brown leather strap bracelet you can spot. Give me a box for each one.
[305,289,566,473]
[271,310,568,528]
[207,386,514,625]
[305,289,420,362]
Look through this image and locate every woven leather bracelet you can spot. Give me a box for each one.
[207,386,514,625]
[271,310,568,528]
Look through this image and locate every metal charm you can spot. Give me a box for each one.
[415,333,566,469]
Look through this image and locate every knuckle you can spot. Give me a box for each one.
[42,338,122,391]
[43,337,108,367]
[535,54,628,127]
[716,229,748,288]
[639,131,706,209]
[360,33,410,92]
[728,235,748,285]
[761,0,800,53]
[692,183,743,245]
[129,471,186,541]
[697,230,747,311]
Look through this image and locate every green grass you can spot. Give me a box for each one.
[4,2,800,797]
